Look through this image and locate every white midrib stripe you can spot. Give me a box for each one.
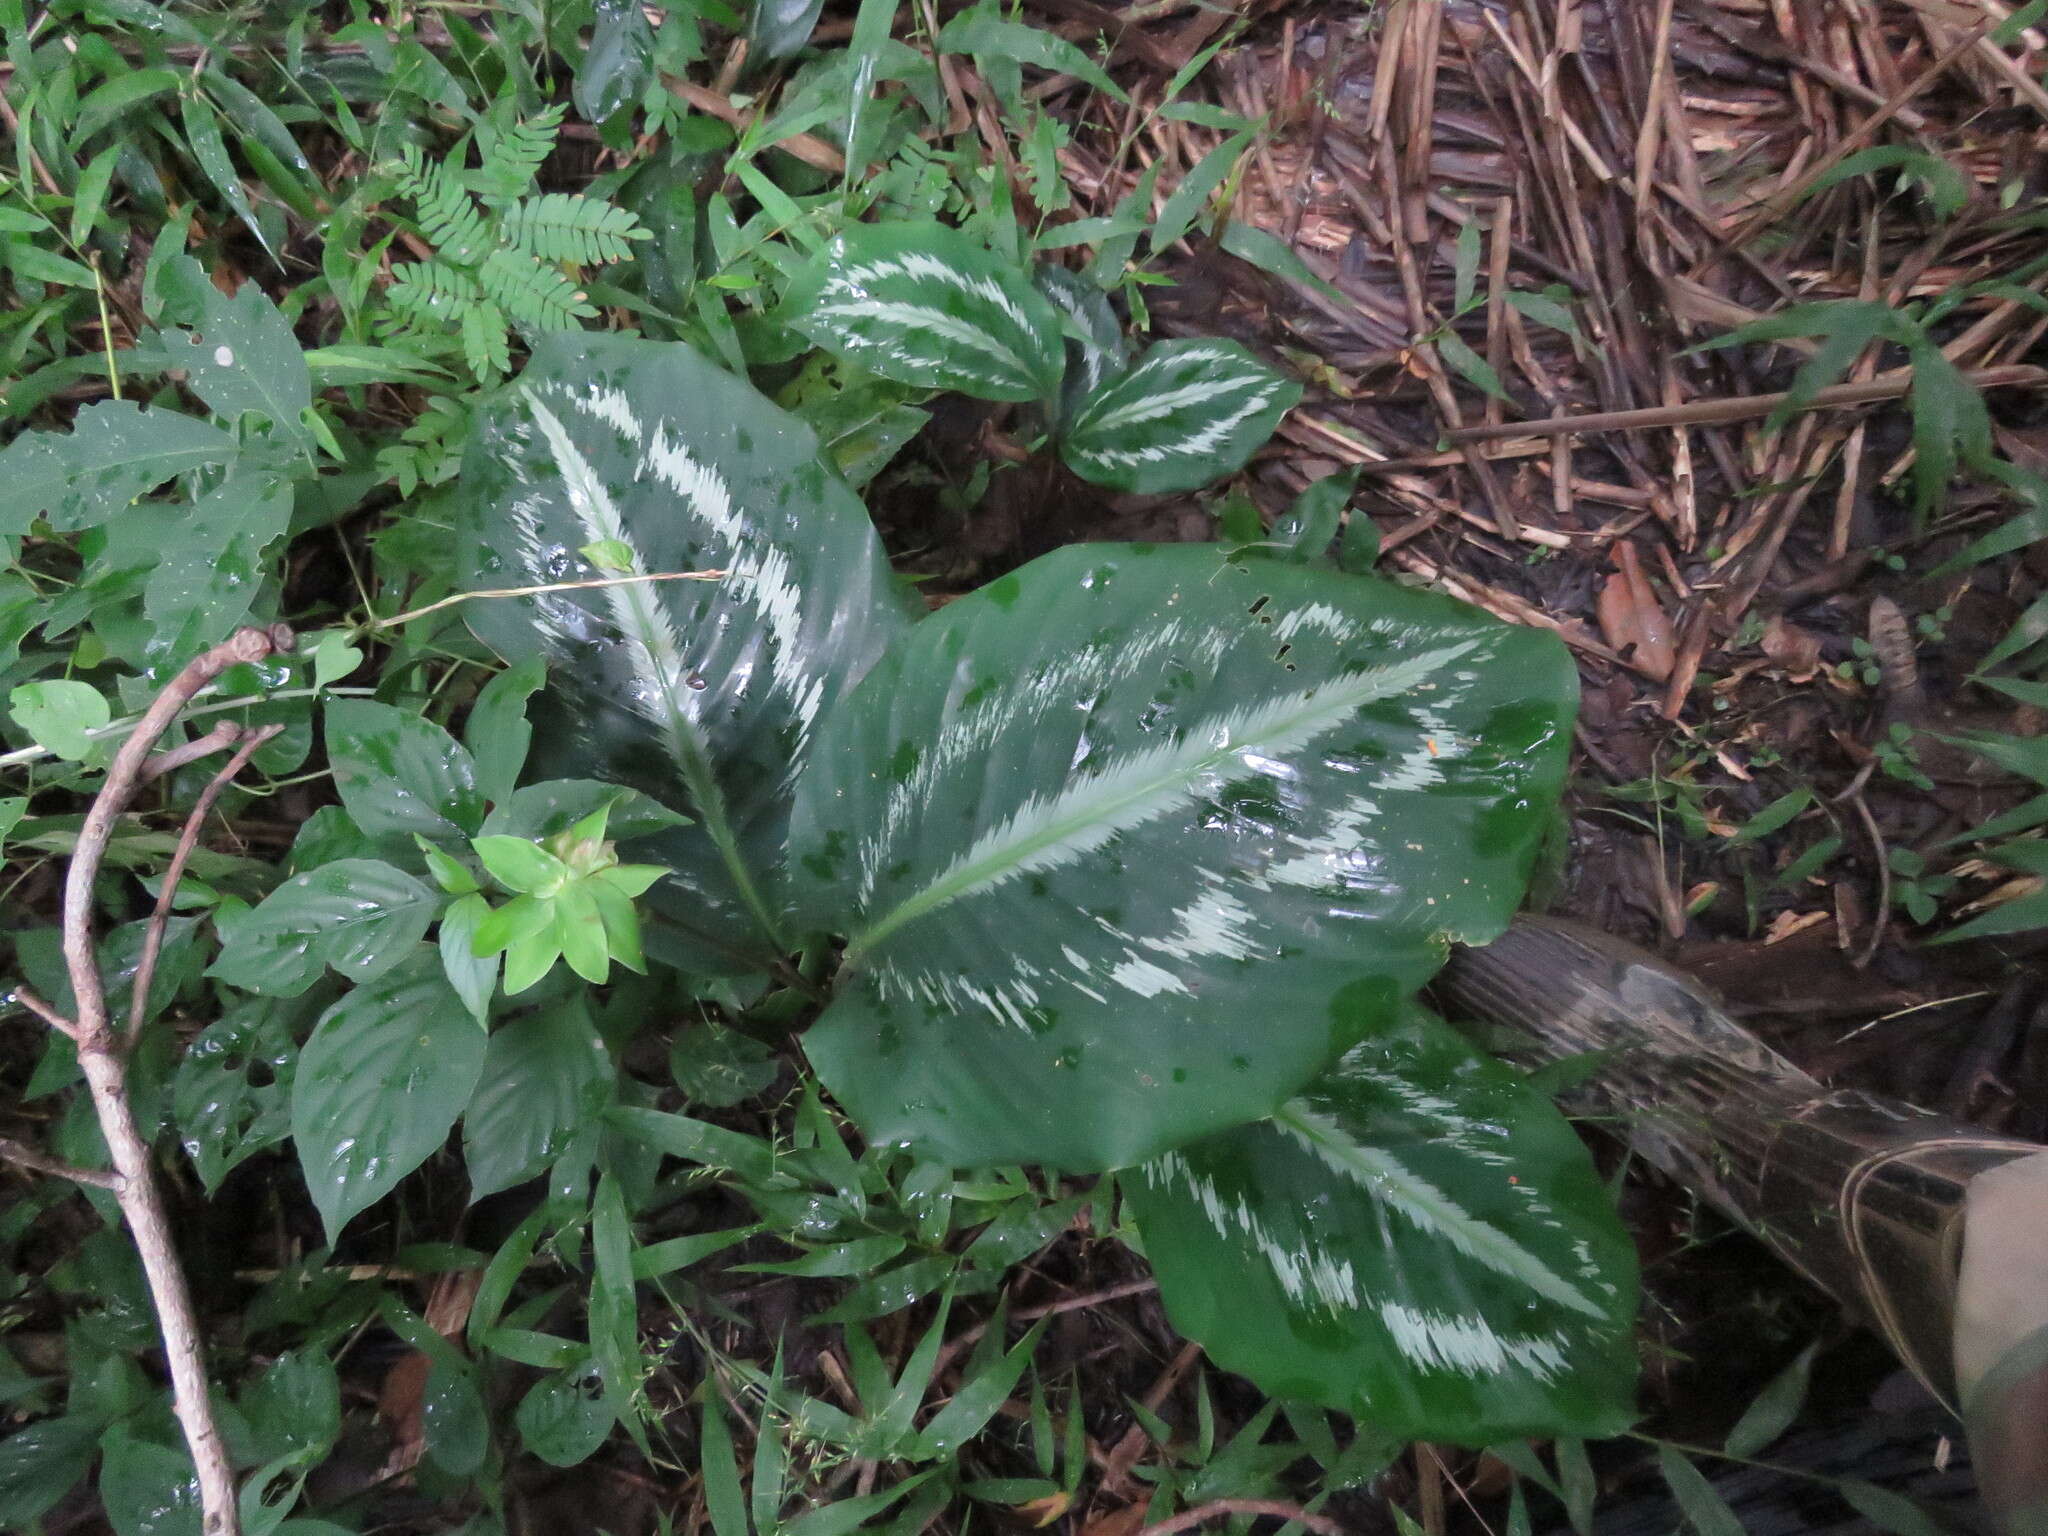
[1272,1101,1605,1320]
[523,391,784,944]
[841,643,1476,964]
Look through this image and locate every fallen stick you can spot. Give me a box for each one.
[1439,917,2048,1533]
[23,625,296,1536]
[1438,365,2048,447]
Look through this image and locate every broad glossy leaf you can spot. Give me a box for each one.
[464,1000,613,1197]
[575,0,656,122]
[0,1416,98,1526]
[791,543,1575,1170]
[1126,1006,1638,1444]
[173,995,307,1190]
[326,700,485,843]
[1061,340,1301,495]
[210,858,438,997]
[517,1359,616,1467]
[453,335,910,963]
[0,400,237,537]
[291,952,488,1241]
[748,0,825,63]
[99,1429,199,1536]
[782,223,1066,404]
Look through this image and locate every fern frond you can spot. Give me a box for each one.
[473,104,565,205]
[478,246,595,331]
[392,143,439,203]
[461,298,512,380]
[500,194,650,266]
[386,259,486,325]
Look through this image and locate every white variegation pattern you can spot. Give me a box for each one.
[1063,339,1303,495]
[786,224,1065,404]
[1124,1006,1639,1442]
[455,333,914,963]
[847,640,1480,957]
[795,544,1578,1173]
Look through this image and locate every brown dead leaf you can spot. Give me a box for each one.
[1081,1505,1147,1536]
[1015,1492,1074,1527]
[1595,542,1676,679]
[1760,614,1824,683]
[377,1270,483,1480]
[1764,910,1832,945]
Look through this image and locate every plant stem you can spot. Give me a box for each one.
[57,625,294,1536]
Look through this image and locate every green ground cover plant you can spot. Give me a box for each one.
[2,2,2034,1534]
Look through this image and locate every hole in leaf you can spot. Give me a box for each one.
[1247,595,1271,616]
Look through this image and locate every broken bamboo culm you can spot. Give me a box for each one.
[1437,917,2048,1534]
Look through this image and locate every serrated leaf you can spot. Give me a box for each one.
[452,335,910,965]
[157,260,312,437]
[790,543,1576,1170]
[783,222,1067,403]
[326,699,486,842]
[290,952,487,1241]
[173,996,305,1190]
[99,469,296,662]
[1128,1004,1637,1443]
[210,858,438,996]
[1061,340,1301,495]
[464,1000,612,1197]
[0,399,237,538]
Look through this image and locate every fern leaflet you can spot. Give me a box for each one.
[501,194,650,266]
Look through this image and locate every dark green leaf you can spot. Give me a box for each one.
[210,859,437,997]
[575,0,656,122]
[1724,1340,1819,1458]
[239,1349,343,1467]
[0,1416,98,1525]
[1128,1004,1637,1443]
[290,953,488,1241]
[748,0,826,62]
[464,1000,613,1197]
[1658,1445,1746,1536]
[326,699,485,842]
[0,399,236,538]
[99,1429,200,1536]
[1273,468,1360,562]
[517,1359,616,1466]
[423,1358,488,1476]
[173,996,304,1190]
[791,543,1576,1170]
[670,1020,781,1106]
[936,13,1127,102]
[180,90,276,264]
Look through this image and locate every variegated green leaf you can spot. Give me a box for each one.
[782,223,1066,404]
[1127,1004,1638,1443]
[1060,339,1301,495]
[453,335,912,967]
[789,543,1574,1171]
